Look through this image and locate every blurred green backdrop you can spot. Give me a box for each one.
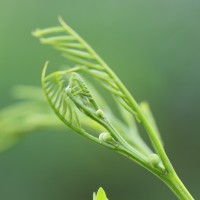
[0,0,200,199]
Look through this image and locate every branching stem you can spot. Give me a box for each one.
[34,18,195,200]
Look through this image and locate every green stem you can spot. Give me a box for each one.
[96,61,194,199]
[111,72,194,199]
[163,173,194,200]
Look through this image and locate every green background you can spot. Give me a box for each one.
[0,0,200,199]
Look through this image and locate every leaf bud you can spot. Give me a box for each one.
[96,109,105,118]
[99,132,113,143]
[148,153,161,168]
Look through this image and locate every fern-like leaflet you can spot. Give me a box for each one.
[42,62,121,150]
[42,64,81,130]
[33,17,138,118]
[42,63,153,169]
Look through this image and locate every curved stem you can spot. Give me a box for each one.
[96,60,194,199]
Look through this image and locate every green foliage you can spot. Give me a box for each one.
[33,18,193,199]
[32,18,195,200]
[0,85,105,153]
[0,17,194,199]
[0,86,62,152]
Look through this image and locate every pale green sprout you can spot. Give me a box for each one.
[32,18,194,199]
[93,187,108,200]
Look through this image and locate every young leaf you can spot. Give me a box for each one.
[42,63,152,172]
[95,187,108,200]
[33,17,138,119]
[41,63,120,150]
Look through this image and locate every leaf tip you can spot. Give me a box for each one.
[58,16,72,32]
[42,61,49,82]
[32,29,42,37]
[96,187,108,200]
[58,16,65,26]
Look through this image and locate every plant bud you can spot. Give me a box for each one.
[148,153,160,168]
[99,132,113,143]
[96,109,105,118]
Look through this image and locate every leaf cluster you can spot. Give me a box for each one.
[33,18,167,176]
